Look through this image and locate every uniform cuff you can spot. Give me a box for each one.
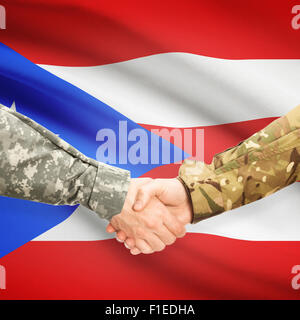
[188,181,225,223]
[179,160,225,223]
[89,163,130,220]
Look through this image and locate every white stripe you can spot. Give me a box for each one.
[34,53,300,242]
[34,183,300,241]
[34,206,113,241]
[40,53,300,127]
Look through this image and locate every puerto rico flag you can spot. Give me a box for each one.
[0,0,300,299]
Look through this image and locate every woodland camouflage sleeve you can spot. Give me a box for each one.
[0,104,130,221]
[179,105,300,224]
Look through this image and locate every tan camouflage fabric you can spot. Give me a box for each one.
[179,105,300,224]
[0,103,130,220]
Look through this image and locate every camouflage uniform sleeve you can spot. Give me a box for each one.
[179,105,300,224]
[0,104,130,221]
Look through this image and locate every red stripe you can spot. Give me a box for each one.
[0,234,299,299]
[1,0,300,66]
[139,117,277,178]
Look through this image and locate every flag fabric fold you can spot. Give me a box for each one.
[0,0,300,300]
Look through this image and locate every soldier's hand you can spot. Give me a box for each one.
[134,178,193,225]
[107,178,192,255]
[108,197,184,254]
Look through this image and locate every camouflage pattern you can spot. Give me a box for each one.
[0,103,130,220]
[179,105,300,224]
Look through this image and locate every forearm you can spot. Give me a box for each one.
[179,105,300,223]
[0,104,130,220]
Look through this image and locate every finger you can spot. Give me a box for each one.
[110,216,120,231]
[116,230,127,242]
[133,180,163,211]
[130,248,142,255]
[106,223,116,233]
[148,205,177,245]
[124,178,153,209]
[154,225,176,246]
[124,242,131,250]
[125,238,136,249]
[163,211,186,238]
[135,238,154,254]
[143,232,166,252]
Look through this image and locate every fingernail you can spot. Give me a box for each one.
[134,201,142,210]
[131,249,140,255]
[116,237,124,243]
[124,243,130,249]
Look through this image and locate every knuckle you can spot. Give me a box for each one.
[138,187,147,197]
[145,218,159,229]
[174,224,184,236]
[135,227,146,238]
[177,227,186,238]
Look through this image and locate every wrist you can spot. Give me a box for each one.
[175,177,193,224]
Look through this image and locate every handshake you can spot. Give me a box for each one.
[106,178,193,255]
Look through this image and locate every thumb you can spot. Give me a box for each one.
[133,180,163,211]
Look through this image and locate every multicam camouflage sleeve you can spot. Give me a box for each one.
[0,104,130,220]
[179,105,300,224]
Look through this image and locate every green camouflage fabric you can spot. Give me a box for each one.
[179,105,300,224]
[0,103,130,220]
